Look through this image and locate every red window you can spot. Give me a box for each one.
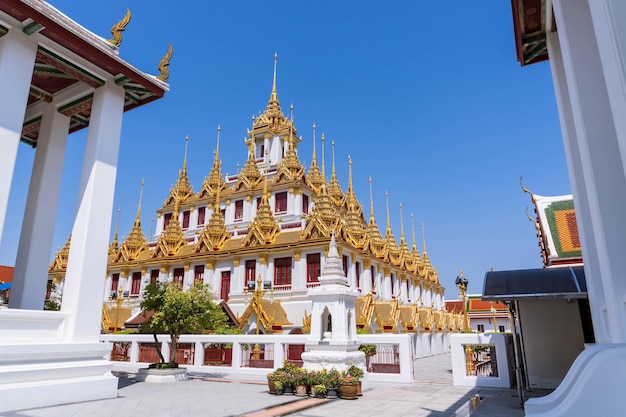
[391,273,395,297]
[256,197,262,208]
[306,253,321,282]
[194,265,204,286]
[220,208,226,218]
[220,271,231,301]
[173,268,184,286]
[163,212,172,229]
[275,191,288,213]
[182,210,190,229]
[150,269,159,284]
[131,271,142,295]
[342,255,349,277]
[302,194,309,214]
[274,257,292,286]
[245,260,256,288]
[111,273,120,292]
[355,262,361,288]
[197,207,206,226]
[234,200,244,221]
[371,266,375,291]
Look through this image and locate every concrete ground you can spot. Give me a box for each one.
[0,353,544,417]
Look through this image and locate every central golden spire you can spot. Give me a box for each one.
[383,191,401,266]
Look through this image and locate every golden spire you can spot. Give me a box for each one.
[242,151,280,247]
[342,155,366,248]
[398,203,413,271]
[236,116,263,191]
[195,162,229,252]
[157,43,173,82]
[107,8,131,47]
[255,53,285,128]
[49,234,72,273]
[420,221,437,282]
[108,207,121,255]
[383,191,401,266]
[154,183,187,257]
[274,104,304,183]
[165,135,194,206]
[321,133,326,180]
[410,213,423,270]
[366,176,384,258]
[116,179,149,262]
[328,140,345,207]
[300,180,339,240]
[306,123,324,193]
[199,126,227,199]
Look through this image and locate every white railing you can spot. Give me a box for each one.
[100,333,415,383]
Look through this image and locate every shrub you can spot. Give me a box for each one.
[347,365,364,380]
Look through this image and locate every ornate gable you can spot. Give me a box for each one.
[300,183,339,240]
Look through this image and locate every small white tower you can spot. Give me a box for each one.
[301,233,366,372]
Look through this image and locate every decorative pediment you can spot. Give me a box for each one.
[373,298,400,333]
[355,292,374,332]
[152,217,187,258]
[398,304,418,333]
[194,207,229,253]
[241,195,279,247]
[300,184,339,240]
[49,234,71,273]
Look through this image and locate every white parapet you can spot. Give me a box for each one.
[450,332,514,388]
[0,309,117,413]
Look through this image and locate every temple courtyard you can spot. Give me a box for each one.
[0,354,546,417]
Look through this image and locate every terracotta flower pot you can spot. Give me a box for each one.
[338,384,358,400]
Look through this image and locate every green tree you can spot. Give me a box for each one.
[140,281,228,367]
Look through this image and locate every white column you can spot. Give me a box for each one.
[10,104,70,309]
[552,0,626,343]
[0,29,37,245]
[61,82,125,342]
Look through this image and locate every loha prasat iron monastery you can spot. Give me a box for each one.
[49,55,465,342]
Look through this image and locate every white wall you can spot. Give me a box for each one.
[518,298,585,389]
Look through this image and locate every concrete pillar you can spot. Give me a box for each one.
[10,104,70,309]
[61,82,125,341]
[0,29,37,245]
[552,0,626,343]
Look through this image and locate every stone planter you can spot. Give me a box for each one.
[136,367,188,383]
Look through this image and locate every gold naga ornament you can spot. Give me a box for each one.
[107,8,131,47]
[157,43,173,82]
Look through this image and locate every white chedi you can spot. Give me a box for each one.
[301,233,366,372]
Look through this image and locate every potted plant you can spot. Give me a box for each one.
[312,384,327,399]
[323,368,342,399]
[292,367,308,397]
[347,365,365,396]
[274,380,284,395]
[266,371,285,394]
[338,374,359,400]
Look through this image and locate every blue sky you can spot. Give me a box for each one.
[1,1,571,296]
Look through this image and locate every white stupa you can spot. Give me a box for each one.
[301,233,366,372]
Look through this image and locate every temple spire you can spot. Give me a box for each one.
[271,52,278,102]
[312,123,317,162]
[134,179,144,227]
[369,176,375,219]
[385,191,391,232]
[214,125,221,165]
[331,140,337,179]
[321,133,326,180]
[182,134,189,175]
[109,207,121,255]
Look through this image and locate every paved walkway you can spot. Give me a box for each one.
[0,354,538,417]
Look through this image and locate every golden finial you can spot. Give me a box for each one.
[347,155,353,191]
[214,126,221,165]
[270,52,279,103]
[312,123,317,161]
[114,207,121,239]
[107,8,131,47]
[262,149,269,202]
[135,179,144,226]
[369,176,375,218]
[182,134,189,175]
[157,42,173,82]
[385,191,391,229]
[410,212,417,251]
[321,133,326,179]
